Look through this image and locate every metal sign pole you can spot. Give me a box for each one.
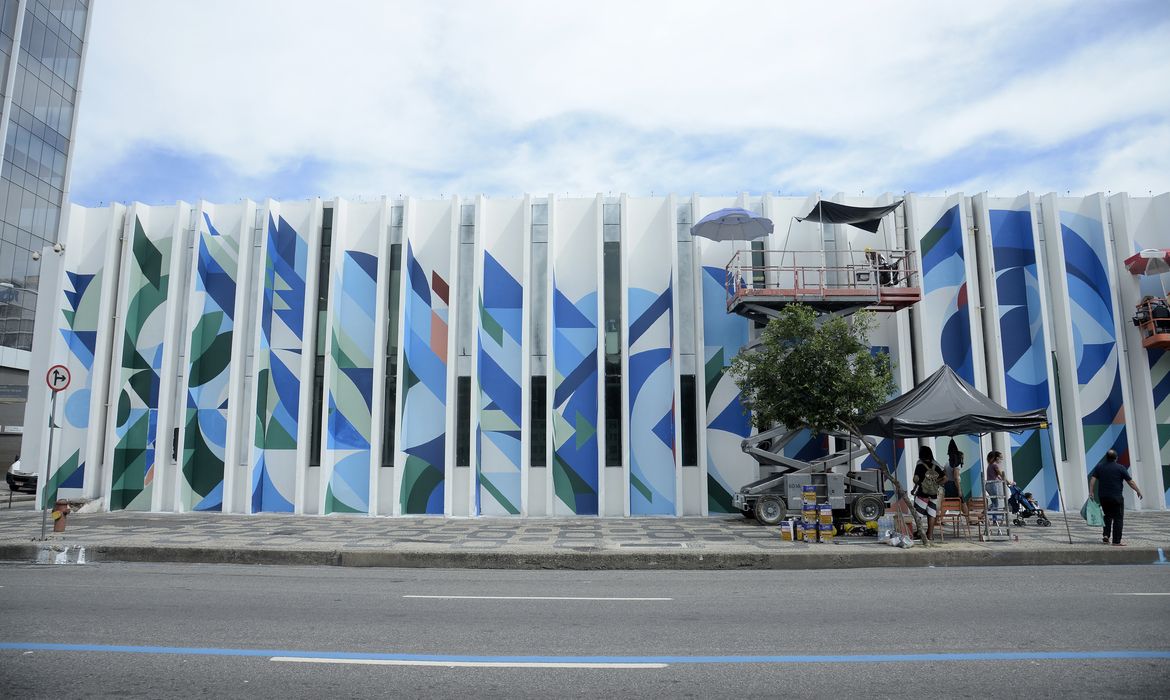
[40,390,57,540]
[1042,420,1074,545]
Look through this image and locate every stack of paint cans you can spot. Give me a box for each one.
[818,503,834,542]
[801,485,818,542]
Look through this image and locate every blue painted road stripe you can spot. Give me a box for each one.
[2,643,1170,664]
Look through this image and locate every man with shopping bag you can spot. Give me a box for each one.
[1087,450,1144,546]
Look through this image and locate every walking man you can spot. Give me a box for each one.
[1088,449,1143,546]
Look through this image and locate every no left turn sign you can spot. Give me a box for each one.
[46,364,71,393]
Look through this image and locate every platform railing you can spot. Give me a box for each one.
[723,248,920,306]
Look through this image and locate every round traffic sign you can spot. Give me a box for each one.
[46,364,71,392]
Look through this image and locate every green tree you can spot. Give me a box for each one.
[728,304,926,542]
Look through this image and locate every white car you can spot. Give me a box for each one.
[6,458,37,494]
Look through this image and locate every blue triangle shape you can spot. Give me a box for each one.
[710,397,751,437]
[651,410,674,448]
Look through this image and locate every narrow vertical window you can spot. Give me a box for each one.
[531,202,548,352]
[530,375,547,466]
[456,376,471,467]
[458,203,475,357]
[309,206,333,466]
[751,238,766,329]
[530,202,549,470]
[603,202,622,467]
[680,374,698,467]
[381,239,403,468]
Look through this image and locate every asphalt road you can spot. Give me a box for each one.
[1,562,1167,698]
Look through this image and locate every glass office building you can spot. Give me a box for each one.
[0,0,91,465]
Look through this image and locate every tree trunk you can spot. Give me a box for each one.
[845,422,929,547]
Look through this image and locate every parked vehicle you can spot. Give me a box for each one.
[6,456,37,494]
[732,427,890,525]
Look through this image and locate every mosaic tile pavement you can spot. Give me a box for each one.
[2,502,1168,555]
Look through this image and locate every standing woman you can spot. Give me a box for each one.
[913,445,946,542]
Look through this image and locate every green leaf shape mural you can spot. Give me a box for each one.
[42,450,82,509]
[552,452,596,512]
[707,474,735,513]
[326,484,363,514]
[110,217,170,512]
[182,410,222,502]
[401,455,443,514]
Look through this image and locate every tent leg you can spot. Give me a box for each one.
[1045,424,1074,545]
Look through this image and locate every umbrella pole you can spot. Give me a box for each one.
[1044,421,1074,545]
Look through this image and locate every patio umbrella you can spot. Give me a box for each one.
[1124,249,1170,295]
[1124,249,1170,276]
[690,208,774,242]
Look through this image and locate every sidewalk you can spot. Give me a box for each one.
[1,505,1168,570]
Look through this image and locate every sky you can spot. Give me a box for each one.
[68,0,1170,206]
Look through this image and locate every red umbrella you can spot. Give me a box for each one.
[1124,248,1170,276]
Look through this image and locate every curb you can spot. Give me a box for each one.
[1,542,1166,570]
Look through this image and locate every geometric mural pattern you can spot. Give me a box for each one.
[324,250,379,514]
[919,204,983,497]
[551,278,599,515]
[1061,209,1130,473]
[628,280,675,514]
[476,251,524,515]
[989,208,1059,510]
[398,241,449,514]
[701,260,753,514]
[29,193,1170,518]
[182,212,238,512]
[1150,349,1170,507]
[251,214,308,513]
[45,262,104,507]
[1131,231,1170,505]
[110,216,171,511]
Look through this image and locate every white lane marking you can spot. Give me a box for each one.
[402,595,671,601]
[1112,592,1170,596]
[271,657,667,669]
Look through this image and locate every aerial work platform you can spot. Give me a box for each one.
[725,248,921,322]
[1132,297,1170,351]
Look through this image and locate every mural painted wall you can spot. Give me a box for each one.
[251,203,316,513]
[626,198,677,514]
[915,197,984,494]
[323,201,382,514]
[179,206,243,511]
[550,198,600,515]
[1115,193,1170,506]
[987,204,1059,510]
[108,207,178,511]
[1059,201,1129,473]
[41,207,117,507]
[475,199,525,515]
[398,200,453,515]
[697,233,753,513]
[25,193,1170,518]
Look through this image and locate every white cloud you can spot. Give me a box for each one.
[70,0,1170,201]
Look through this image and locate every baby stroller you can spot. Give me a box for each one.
[1008,484,1051,526]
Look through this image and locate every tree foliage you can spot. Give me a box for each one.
[729,304,894,434]
[729,304,929,544]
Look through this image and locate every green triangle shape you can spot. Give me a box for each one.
[263,415,298,449]
[574,410,596,449]
[479,294,504,346]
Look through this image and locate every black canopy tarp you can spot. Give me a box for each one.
[795,200,902,233]
[857,365,1048,437]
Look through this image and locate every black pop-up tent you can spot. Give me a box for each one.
[857,365,1048,437]
[795,200,903,233]
[857,365,1071,543]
